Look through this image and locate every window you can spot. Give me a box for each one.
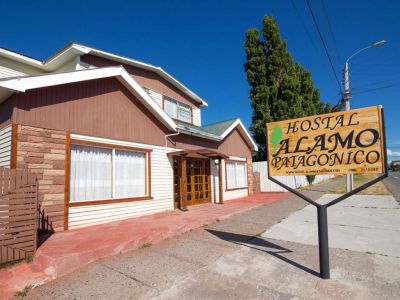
[164,97,192,123]
[70,144,149,203]
[226,161,247,190]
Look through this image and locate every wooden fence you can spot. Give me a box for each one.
[0,168,38,264]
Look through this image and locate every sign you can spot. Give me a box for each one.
[267,106,385,176]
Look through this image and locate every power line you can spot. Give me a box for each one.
[290,0,320,54]
[318,0,342,64]
[351,83,400,95]
[305,0,343,96]
[290,0,338,88]
[352,77,400,91]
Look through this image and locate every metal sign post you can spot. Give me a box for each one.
[266,106,388,279]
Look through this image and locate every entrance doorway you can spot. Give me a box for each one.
[173,157,211,207]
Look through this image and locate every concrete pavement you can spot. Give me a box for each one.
[263,194,400,257]
[26,179,400,299]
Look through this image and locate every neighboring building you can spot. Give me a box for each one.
[390,160,400,170]
[0,43,257,231]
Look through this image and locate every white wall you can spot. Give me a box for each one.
[0,125,11,168]
[144,88,202,127]
[222,159,249,201]
[146,89,163,107]
[0,57,44,78]
[253,161,334,192]
[210,160,220,203]
[192,107,201,127]
[68,134,175,229]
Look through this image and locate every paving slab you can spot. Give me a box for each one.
[24,182,400,300]
[263,194,400,257]
[155,238,400,300]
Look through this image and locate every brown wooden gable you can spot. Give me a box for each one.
[81,54,200,108]
[10,77,171,146]
[168,126,252,159]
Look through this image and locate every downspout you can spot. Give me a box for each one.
[165,130,180,149]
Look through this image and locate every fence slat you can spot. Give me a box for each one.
[0,167,38,264]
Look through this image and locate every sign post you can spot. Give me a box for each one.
[266,106,388,279]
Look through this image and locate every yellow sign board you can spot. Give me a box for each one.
[267,106,385,176]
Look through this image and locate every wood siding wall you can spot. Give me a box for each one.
[170,128,252,159]
[145,88,202,127]
[81,54,200,108]
[11,77,171,146]
[0,94,15,128]
[0,125,11,168]
[68,134,175,229]
[0,57,45,78]
[146,89,163,107]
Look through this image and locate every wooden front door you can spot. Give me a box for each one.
[173,157,211,207]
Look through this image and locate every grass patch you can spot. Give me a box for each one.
[329,174,390,195]
[15,284,33,298]
[139,242,152,249]
[0,254,33,270]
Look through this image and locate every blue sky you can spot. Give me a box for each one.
[1,0,399,161]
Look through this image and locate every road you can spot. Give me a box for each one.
[26,178,400,300]
[384,172,400,202]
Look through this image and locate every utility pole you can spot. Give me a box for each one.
[342,40,386,192]
[343,62,353,192]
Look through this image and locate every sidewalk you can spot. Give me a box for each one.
[25,177,399,300]
[0,193,287,299]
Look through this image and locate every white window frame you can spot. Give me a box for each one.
[164,97,192,123]
[225,160,248,190]
[69,142,151,205]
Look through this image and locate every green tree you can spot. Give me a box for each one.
[244,16,334,161]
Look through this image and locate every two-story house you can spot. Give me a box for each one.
[0,42,258,231]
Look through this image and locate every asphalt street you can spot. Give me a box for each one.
[26,177,400,300]
[384,172,400,202]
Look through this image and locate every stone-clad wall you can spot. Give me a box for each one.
[16,125,67,231]
[247,158,254,195]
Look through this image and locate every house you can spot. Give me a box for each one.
[0,42,258,231]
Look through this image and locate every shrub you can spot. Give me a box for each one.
[306,175,316,185]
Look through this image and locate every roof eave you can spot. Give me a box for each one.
[0,66,177,132]
[220,119,258,152]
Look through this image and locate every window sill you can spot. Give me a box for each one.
[68,196,153,207]
[225,187,248,192]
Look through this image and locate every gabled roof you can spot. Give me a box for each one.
[0,42,208,107]
[0,66,177,131]
[176,119,258,151]
[201,118,238,136]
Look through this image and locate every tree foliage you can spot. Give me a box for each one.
[244,16,334,161]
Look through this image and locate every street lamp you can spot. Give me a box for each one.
[343,39,386,192]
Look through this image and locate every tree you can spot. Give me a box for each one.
[244,16,333,161]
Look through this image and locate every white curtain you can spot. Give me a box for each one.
[226,162,236,189]
[236,162,247,188]
[70,145,112,202]
[226,161,246,189]
[164,98,178,119]
[114,150,146,198]
[178,103,191,123]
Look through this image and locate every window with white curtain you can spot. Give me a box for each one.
[70,144,148,203]
[226,161,247,190]
[164,97,192,123]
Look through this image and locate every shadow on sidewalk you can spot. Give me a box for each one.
[206,229,319,277]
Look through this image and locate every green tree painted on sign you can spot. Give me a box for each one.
[270,125,283,154]
[244,16,336,161]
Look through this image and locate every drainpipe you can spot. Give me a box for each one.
[165,130,180,148]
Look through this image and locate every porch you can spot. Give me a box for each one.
[169,149,228,210]
[0,192,288,298]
